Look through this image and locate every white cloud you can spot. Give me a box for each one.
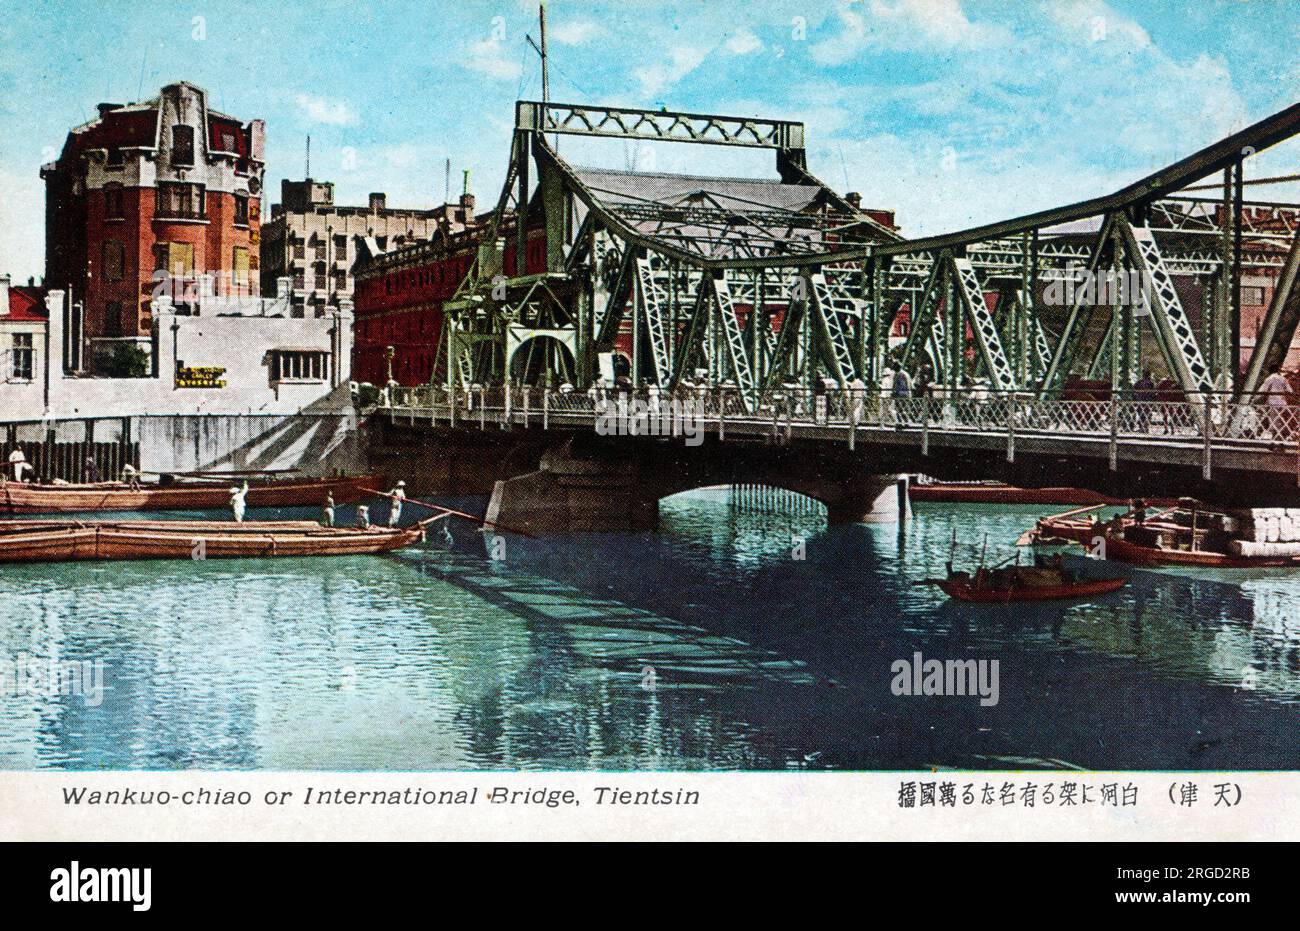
[812,0,1007,64]
[725,28,763,56]
[1045,0,1151,48]
[548,19,600,46]
[463,38,523,80]
[294,93,358,127]
[632,45,708,97]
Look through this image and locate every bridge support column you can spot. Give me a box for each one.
[486,441,658,534]
[825,474,910,525]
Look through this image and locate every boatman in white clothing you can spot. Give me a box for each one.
[7,450,33,483]
[229,482,249,524]
[322,493,336,528]
[387,480,407,528]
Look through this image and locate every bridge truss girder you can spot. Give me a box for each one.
[436,97,1300,401]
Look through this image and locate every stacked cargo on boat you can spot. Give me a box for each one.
[1226,508,1300,557]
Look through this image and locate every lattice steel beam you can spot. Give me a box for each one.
[517,101,805,151]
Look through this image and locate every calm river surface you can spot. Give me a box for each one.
[0,492,1296,770]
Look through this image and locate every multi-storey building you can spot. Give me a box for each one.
[41,82,265,372]
[259,179,478,318]
[351,205,524,387]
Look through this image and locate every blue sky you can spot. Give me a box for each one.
[2,0,1299,281]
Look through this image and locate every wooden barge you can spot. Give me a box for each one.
[0,474,380,514]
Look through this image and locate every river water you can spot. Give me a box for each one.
[0,491,1295,771]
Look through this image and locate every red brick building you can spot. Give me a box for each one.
[351,208,544,386]
[42,82,265,371]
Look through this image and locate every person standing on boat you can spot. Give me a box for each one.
[322,493,336,528]
[84,457,99,483]
[387,481,407,528]
[8,451,33,483]
[356,505,371,529]
[121,463,141,490]
[229,482,249,524]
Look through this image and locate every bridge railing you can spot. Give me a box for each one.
[385,384,1300,450]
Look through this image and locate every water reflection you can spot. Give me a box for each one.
[0,493,1294,771]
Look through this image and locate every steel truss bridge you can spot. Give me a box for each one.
[429,97,1300,414]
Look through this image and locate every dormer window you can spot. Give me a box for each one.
[106,147,125,168]
[171,125,195,167]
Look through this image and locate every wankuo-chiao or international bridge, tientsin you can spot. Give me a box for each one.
[366,96,1300,531]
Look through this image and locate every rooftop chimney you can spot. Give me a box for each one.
[96,103,121,119]
[845,191,862,209]
[369,193,387,212]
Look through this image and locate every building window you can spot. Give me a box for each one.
[1241,286,1267,306]
[106,147,125,168]
[314,240,326,261]
[334,270,347,291]
[157,182,205,220]
[270,349,329,383]
[104,184,124,218]
[233,246,250,290]
[154,241,195,276]
[171,125,195,167]
[292,241,305,260]
[334,234,347,254]
[234,193,249,226]
[10,334,34,381]
[103,240,125,282]
[293,269,305,291]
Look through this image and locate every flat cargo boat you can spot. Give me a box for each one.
[1030,498,1300,568]
[1097,532,1296,568]
[0,473,380,514]
[910,482,1126,506]
[0,520,425,564]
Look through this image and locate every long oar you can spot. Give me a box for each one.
[361,488,535,538]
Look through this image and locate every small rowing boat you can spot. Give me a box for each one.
[0,473,381,515]
[0,519,427,564]
[926,531,1126,602]
[934,567,1127,602]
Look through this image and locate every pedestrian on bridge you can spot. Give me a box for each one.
[880,365,896,424]
[1133,370,1157,433]
[1260,368,1293,440]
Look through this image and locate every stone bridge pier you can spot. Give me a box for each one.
[483,433,909,534]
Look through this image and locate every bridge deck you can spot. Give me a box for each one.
[387,386,1300,483]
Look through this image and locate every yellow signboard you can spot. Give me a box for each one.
[176,366,227,389]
